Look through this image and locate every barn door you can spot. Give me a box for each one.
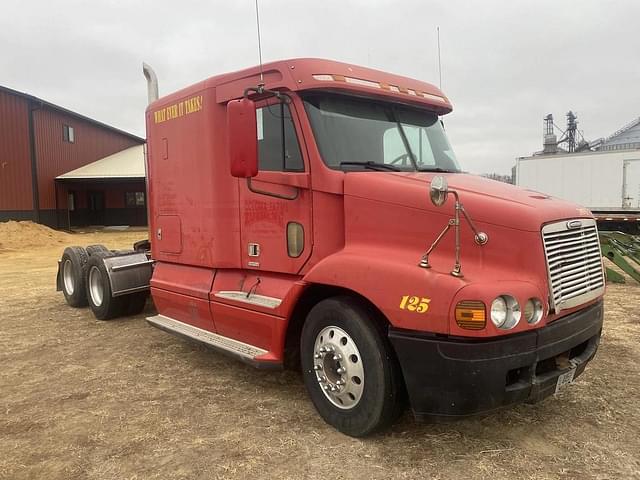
[88,190,105,225]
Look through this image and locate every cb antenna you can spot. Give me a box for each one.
[437,26,442,89]
[255,0,264,84]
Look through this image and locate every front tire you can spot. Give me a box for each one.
[301,296,403,437]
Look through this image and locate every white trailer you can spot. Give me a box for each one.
[516,149,640,213]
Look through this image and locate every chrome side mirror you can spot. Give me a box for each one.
[420,175,488,277]
[430,175,449,207]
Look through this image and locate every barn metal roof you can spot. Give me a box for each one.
[0,84,145,144]
[56,144,145,180]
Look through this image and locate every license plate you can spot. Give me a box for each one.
[555,368,576,394]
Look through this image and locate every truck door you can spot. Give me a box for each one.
[238,99,312,274]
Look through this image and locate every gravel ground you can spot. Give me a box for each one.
[1,229,639,480]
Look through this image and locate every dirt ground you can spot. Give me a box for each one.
[1,225,639,480]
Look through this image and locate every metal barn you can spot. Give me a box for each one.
[0,85,145,228]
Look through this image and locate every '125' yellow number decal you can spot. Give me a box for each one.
[399,296,431,313]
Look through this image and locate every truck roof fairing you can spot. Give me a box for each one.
[148,58,453,115]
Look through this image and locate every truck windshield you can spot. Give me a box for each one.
[302,92,460,172]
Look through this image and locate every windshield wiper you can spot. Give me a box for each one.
[339,161,402,172]
[417,166,454,173]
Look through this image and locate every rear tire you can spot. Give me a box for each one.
[85,255,127,320]
[300,296,404,437]
[85,244,111,257]
[124,291,149,316]
[60,246,89,307]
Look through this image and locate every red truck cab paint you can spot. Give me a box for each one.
[143,58,604,436]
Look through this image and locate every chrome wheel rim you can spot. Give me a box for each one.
[313,326,364,410]
[88,266,104,306]
[63,259,75,295]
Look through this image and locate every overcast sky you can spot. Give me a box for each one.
[2,0,638,174]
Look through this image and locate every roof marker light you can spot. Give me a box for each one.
[311,74,447,103]
[423,92,445,102]
[344,77,380,88]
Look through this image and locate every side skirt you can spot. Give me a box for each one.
[146,314,282,369]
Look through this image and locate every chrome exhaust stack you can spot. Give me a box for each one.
[142,62,159,105]
[141,63,158,243]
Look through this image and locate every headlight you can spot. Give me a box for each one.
[490,295,520,329]
[524,298,543,324]
[490,297,507,328]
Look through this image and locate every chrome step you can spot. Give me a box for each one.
[214,290,282,309]
[146,314,267,360]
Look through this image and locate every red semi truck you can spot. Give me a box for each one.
[57,58,605,436]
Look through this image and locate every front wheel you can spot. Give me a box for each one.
[301,296,404,437]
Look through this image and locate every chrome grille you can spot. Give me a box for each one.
[542,218,605,313]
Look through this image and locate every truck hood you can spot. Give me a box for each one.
[343,172,591,232]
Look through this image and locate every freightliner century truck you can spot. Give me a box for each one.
[57,58,605,437]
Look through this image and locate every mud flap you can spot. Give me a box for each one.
[102,253,153,296]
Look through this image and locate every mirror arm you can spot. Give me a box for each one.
[243,85,292,103]
[459,203,489,245]
[419,188,488,275]
[419,219,455,269]
[247,178,299,201]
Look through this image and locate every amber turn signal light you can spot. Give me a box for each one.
[455,301,486,330]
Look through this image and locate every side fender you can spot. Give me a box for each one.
[102,253,153,296]
[303,247,467,334]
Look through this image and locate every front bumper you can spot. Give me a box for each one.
[389,300,603,420]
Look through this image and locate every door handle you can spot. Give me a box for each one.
[246,178,299,200]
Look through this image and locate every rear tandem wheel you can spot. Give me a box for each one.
[60,246,89,307]
[85,254,128,320]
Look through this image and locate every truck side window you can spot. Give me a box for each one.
[257,104,304,171]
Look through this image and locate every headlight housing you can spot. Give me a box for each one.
[490,295,521,329]
[524,298,544,324]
